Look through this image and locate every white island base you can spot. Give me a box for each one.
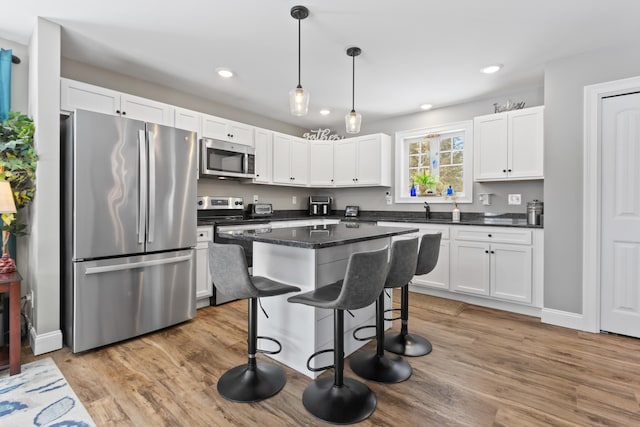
[253,237,392,379]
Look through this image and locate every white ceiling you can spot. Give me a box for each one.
[2,0,640,131]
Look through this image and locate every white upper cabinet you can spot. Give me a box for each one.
[201,114,254,147]
[174,107,201,132]
[474,106,544,181]
[60,78,175,127]
[254,127,273,184]
[334,134,391,186]
[272,133,308,186]
[308,141,335,186]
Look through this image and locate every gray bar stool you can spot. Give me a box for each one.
[287,246,389,425]
[208,243,301,403]
[350,237,419,383]
[384,233,442,357]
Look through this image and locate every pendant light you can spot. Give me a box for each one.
[345,47,362,134]
[289,5,310,116]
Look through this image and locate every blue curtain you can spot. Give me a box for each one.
[0,48,11,121]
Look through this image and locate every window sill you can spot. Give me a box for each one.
[395,195,472,204]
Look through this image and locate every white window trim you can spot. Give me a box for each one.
[394,120,474,204]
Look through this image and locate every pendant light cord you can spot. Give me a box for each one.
[297,18,302,88]
[351,54,355,112]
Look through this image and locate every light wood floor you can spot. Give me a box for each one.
[22,293,640,426]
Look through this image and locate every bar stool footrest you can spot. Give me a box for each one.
[256,336,282,355]
[383,307,401,322]
[352,324,376,341]
[306,348,335,372]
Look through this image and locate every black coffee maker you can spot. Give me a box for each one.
[309,196,331,216]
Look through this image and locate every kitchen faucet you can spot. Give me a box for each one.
[424,201,430,219]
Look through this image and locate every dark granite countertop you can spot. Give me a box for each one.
[217,222,418,249]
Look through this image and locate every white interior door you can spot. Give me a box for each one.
[601,92,640,337]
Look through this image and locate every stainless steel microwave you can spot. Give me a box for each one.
[200,137,255,179]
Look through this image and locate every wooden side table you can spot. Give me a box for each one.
[0,271,21,375]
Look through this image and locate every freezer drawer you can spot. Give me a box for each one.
[68,250,195,353]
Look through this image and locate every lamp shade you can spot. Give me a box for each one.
[0,181,16,214]
[289,85,310,116]
[345,110,362,134]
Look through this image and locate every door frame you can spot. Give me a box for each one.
[583,75,640,332]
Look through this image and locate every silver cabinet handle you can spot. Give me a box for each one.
[147,130,155,243]
[138,130,147,244]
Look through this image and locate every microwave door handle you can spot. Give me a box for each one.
[147,130,155,243]
[243,153,248,175]
[138,130,147,244]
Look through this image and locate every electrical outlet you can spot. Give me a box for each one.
[292,196,297,204]
[253,195,259,204]
[508,194,522,205]
[385,191,392,205]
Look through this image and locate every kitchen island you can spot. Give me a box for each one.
[218,222,417,378]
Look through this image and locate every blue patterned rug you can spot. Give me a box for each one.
[0,357,95,426]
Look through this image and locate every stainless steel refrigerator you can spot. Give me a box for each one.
[61,109,197,353]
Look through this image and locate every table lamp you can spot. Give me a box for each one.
[0,180,17,273]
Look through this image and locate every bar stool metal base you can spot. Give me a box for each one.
[349,351,412,383]
[217,362,286,403]
[383,331,432,357]
[302,376,376,425]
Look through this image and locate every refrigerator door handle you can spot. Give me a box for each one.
[138,130,147,244]
[147,130,156,243]
[84,254,192,275]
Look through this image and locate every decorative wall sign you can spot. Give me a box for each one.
[303,128,344,140]
[493,100,525,113]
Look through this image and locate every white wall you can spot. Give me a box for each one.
[0,36,28,114]
[544,44,640,314]
[26,18,62,354]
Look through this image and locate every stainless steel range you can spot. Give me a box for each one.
[197,196,270,305]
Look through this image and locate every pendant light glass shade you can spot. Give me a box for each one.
[289,85,309,116]
[289,6,309,116]
[345,47,362,134]
[345,110,362,134]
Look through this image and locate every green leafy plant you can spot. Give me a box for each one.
[0,111,37,236]
[413,170,437,189]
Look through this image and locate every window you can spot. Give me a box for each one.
[395,120,473,204]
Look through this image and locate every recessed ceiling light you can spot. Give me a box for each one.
[480,64,503,74]
[216,68,234,78]
[320,109,331,116]
[420,104,433,110]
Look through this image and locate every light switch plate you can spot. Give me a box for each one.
[508,194,522,205]
[253,195,259,204]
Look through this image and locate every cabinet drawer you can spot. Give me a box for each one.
[196,226,213,242]
[377,222,449,240]
[452,227,531,245]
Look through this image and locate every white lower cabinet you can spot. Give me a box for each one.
[450,227,533,304]
[195,226,213,308]
[377,222,449,290]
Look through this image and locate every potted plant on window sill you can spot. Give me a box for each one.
[0,111,37,264]
[413,171,438,196]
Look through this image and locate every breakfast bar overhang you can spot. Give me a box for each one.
[218,222,418,378]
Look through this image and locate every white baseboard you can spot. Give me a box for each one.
[540,308,585,331]
[29,328,63,356]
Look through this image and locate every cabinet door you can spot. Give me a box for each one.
[121,94,175,126]
[272,133,293,184]
[356,135,382,185]
[174,107,201,132]
[508,106,544,180]
[227,120,254,146]
[474,113,508,181]
[195,240,213,300]
[254,128,273,183]
[333,139,358,185]
[60,78,121,116]
[490,243,532,303]
[290,137,309,185]
[308,141,334,186]
[201,114,230,140]
[450,240,490,295]
[412,239,450,290]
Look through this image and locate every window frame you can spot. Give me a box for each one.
[394,120,474,204]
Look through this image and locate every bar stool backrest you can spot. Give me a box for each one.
[208,242,258,299]
[416,233,442,276]
[334,246,389,311]
[385,237,419,289]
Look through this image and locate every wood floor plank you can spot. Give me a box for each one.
[20,292,640,426]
